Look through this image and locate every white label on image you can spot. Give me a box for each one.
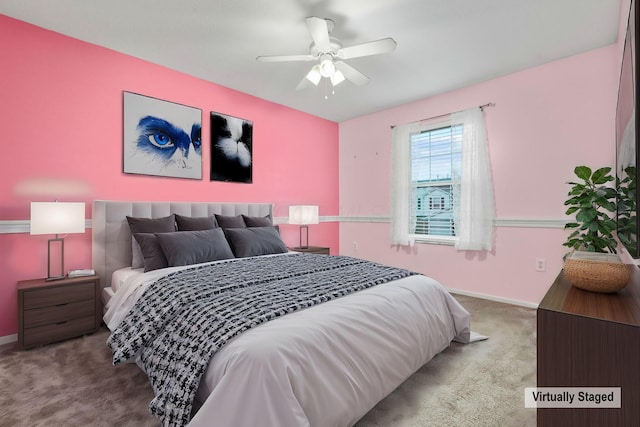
[524,387,621,408]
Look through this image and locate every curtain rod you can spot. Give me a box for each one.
[390,102,495,129]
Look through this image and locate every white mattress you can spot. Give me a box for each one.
[104,254,471,427]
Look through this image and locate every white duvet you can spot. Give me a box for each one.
[104,254,471,427]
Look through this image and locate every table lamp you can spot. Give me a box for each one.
[30,202,85,280]
[289,205,319,249]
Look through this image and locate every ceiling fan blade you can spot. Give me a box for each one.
[306,17,331,52]
[335,61,369,86]
[256,54,314,62]
[338,38,397,59]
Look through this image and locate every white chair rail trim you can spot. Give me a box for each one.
[332,216,567,229]
[0,216,567,234]
[0,219,93,234]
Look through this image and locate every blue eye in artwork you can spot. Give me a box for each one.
[137,116,202,159]
[147,132,174,148]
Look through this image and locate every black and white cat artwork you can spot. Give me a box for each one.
[210,112,253,183]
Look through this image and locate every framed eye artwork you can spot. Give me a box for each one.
[123,91,202,180]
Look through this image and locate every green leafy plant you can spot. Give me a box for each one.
[563,166,617,253]
[617,166,637,257]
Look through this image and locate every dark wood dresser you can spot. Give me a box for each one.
[17,275,101,350]
[537,266,640,426]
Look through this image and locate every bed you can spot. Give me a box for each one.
[93,200,472,427]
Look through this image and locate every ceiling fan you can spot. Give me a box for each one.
[256,17,397,91]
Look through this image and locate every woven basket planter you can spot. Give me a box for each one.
[563,251,630,293]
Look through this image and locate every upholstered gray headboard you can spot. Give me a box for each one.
[92,200,273,288]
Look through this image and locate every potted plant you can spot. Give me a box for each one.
[563,166,618,253]
[616,166,637,257]
[562,166,629,292]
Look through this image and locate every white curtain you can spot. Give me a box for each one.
[390,123,417,246]
[451,107,495,250]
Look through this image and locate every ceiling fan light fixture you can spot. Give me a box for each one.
[305,65,322,85]
[319,54,335,77]
[261,16,394,92]
[331,69,345,86]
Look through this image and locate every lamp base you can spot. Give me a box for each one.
[47,237,65,281]
[299,225,310,249]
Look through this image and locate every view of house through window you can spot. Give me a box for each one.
[410,124,462,237]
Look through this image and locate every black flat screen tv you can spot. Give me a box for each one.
[616,0,640,259]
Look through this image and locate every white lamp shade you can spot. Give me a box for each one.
[30,202,86,235]
[305,65,322,86]
[289,205,319,225]
[331,70,345,86]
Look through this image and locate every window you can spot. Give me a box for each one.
[391,107,494,250]
[410,124,462,239]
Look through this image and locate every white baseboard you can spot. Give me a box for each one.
[0,334,17,346]
[447,287,539,309]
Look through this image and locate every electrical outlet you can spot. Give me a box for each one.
[535,258,546,272]
[352,241,359,252]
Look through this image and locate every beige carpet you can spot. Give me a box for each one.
[355,294,537,427]
[0,294,536,427]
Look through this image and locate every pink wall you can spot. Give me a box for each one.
[339,43,620,305]
[0,16,339,338]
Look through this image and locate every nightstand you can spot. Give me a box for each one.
[17,275,101,350]
[289,246,330,255]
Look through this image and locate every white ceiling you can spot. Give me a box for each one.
[0,0,623,122]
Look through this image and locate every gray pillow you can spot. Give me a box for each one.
[224,226,288,258]
[175,214,218,231]
[242,214,272,227]
[127,214,176,268]
[215,214,246,229]
[155,228,234,267]
[133,233,168,272]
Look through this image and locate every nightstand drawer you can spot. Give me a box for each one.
[22,316,97,348]
[23,299,95,328]
[23,282,95,310]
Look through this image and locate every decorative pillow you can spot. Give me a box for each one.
[155,228,234,267]
[224,226,288,258]
[215,214,246,229]
[242,214,272,227]
[127,214,176,268]
[175,214,218,231]
[133,233,168,272]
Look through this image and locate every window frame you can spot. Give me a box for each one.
[408,120,460,245]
